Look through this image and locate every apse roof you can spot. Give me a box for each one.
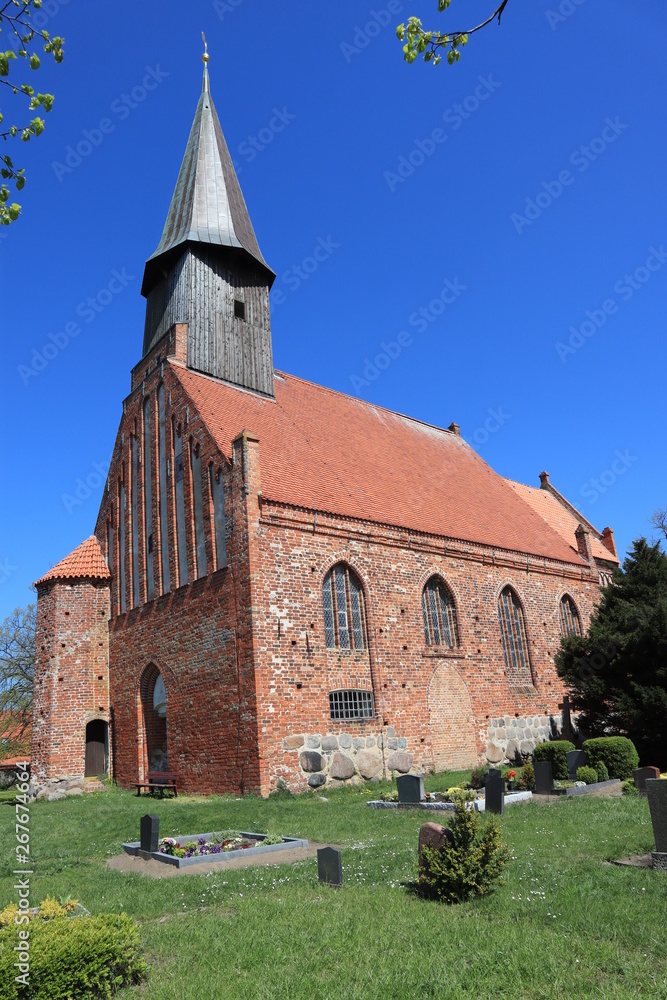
[35,536,111,586]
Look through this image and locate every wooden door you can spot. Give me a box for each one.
[85,740,105,776]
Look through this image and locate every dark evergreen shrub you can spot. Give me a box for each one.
[418,800,511,903]
[576,765,599,785]
[583,737,639,780]
[532,740,576,780]
[595,760,609,782]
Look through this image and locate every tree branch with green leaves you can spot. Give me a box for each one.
[397,0,510,67]
[0,605,35,760]
[0,0,64,226]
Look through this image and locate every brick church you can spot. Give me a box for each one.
[31,56,619,796]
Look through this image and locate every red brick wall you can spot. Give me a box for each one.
[71,338,606,798]
[247,500,600,794]
[32,578,110,782]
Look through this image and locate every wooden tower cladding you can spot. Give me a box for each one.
[143,247,274,396]
[141,58,275,397]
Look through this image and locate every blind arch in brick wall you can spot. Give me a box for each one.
[427,661,478,772]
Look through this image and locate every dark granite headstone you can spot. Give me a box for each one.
[396,774,424,804]
[140,814,159,858]
[534,760,554,795]
[633,766,661,796]
[566,749,586,779]
[317,847,343,887]
[485,772,504,815]
[646,780,667,854]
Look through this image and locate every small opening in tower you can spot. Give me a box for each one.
[234,299,245,320]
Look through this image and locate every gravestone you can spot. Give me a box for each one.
[418,822,455,876]
[317,847,343,887]
[485,772,505,815]
[633,766,660,797]
[396,774,424,804]
[534,760,554,795]
[139,814,159,859]
[646,779,667,870]
[566,749,586,779]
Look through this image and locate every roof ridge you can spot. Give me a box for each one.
[273,369,465,441]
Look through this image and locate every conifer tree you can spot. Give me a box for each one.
[556,538,667,766]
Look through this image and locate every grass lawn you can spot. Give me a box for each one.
[0,776,664,999]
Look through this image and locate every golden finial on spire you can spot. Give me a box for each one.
[202,32,209,64]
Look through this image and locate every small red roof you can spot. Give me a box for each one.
[35,536,111,586]
[173,364,589,566]
[504,480,619,565]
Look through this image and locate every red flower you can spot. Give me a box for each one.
[508,770,517,779]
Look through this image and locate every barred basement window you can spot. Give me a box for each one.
[422,577,459,648]
[498,586,533,686]
[322,564,367,650]
[559,595,581,637]
[329,689,374,721]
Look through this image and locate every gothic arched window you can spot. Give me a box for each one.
[322,565,366,650]
[422,577,459,648]
[498,586,532,685]
[559,595,581,638]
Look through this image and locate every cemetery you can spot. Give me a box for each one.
[1,752,665,998]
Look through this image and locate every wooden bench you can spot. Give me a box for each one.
[135,771,178,798]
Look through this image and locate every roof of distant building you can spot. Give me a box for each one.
[504,479,619,565]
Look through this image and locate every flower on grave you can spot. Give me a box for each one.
[508,770,516,780]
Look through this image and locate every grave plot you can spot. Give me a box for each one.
[123,815,308,869]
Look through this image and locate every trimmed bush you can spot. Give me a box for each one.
[532,740,576,780]
[418,799,511,903]
[577,765,599,785]
[595,761,609,782]
[0,913,146,998]
[583,737,640,780]
[622,778,639,797]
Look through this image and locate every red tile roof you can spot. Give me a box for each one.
[504,480,619,564]
[0,714,30,769]
[173,364,589,566]
[35,536,111,586]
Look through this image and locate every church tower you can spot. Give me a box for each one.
[141,44,276,396]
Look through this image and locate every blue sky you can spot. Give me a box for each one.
[1,0,666,619]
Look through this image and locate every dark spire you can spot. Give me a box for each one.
[141,45,274,297]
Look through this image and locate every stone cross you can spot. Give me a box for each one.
[317,847,343,887]
[559,695,572,736]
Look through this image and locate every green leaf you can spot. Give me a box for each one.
[29,54,40,70]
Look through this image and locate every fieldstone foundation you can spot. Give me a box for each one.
[280,728,415,789]
[485,713,578,764]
